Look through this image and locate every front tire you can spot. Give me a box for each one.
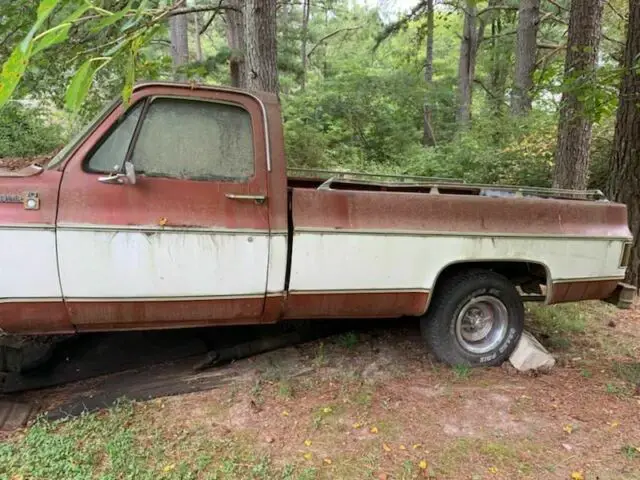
[421,270,524,367]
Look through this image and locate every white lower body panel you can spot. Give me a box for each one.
[289,232,627,292]
[0,228,61,300]
[57,229,270,299]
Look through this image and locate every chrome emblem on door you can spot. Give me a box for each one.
[0,192,40,210]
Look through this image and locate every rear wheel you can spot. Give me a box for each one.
[421,270,524,367]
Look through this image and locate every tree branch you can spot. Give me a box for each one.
[473,78,507,104]
[606,0,626,21]
[308,26,362,58]
[602,33,624,46]
[0,23,26,49]
[199,0,226,34]
[374,0,430,50]
[540,12,568,25]
[479,29,517,43]
[477,5,519,17]
[544,0,568,12]
[535,45,564,68]
[442,1,518,17]
[168,4,239,17]
[538,42,565,49]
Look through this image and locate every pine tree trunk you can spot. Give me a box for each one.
[488,4,507,117]
[169,0,189,79]
[226,0,246,88]
[457,3,483,126]
[552,0,605,190]
[511,0,539,115]
[422,0,436,147]
[244,0,279,94]
[300,0,310,90]
[607,0,640,286]
[194,13,203,63]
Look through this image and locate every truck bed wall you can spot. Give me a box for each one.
[283,187,630,319]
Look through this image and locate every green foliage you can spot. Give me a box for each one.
[65,59,107,112]
[0,399,322,479]
[0,0,631,193]
[612,361,640,385]
[0,102,64,158]
[0,0,173,112]
[284,68,425,168]
[400,114,556,186]
[0,47,30,106]
[337,331,359,349]
[621,445,639,460]
[452,364,472,380]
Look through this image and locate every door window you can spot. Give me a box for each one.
[86,102,143,173]
[86,97,255,181]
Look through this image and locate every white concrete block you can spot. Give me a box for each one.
[509,330,556,372]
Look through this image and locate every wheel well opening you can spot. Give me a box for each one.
[433,261,548,300]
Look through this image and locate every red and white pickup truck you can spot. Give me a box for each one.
[0,82,634,370]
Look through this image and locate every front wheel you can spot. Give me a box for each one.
[420,270,524,367]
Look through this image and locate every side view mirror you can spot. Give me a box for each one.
[124,161,136,184]
[98,161,137,185]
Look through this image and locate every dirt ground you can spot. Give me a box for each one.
[133,302,640,479]
[4,300,640,480]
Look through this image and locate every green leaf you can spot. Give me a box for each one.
[32,25,70,55]
[65,59,104,112]
[21,0,62,52]
[122,46,137,105]
[32,5,90,55]
[120,0,148,32]
[0,47,30,107]
[89,1,133,33]
[103,39,128,57]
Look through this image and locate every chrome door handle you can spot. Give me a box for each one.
[225,193,267,205]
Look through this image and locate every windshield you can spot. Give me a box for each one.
[47,98,120,170]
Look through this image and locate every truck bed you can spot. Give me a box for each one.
[287,168,606,201]
[283,167,630,320]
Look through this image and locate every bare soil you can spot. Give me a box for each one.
[119,301,640,479]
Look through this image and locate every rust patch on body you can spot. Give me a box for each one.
[548,280,619,304]
[283,291,429,319]
[291,188,631,238]
[0,302,73,334]
[67,297,265,331]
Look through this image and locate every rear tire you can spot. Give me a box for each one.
[421,270,524,367]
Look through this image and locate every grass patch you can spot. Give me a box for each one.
[277,379,295,400]
[580,369,592,378]
[354,385,374,407]
[313,341,327,367]
[622,445,640,460]
[435,438,537,477]
[336,331,359,349]
[613,361,640,385]
[297,466,318,479]
[525,302,614,352]
[452,364,472,380]
[527,303,587,335]
[0,399,330,480]
[605,382,631,397]
[310,404,341,431]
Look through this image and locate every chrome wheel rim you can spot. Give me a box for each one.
[455,296,508,354]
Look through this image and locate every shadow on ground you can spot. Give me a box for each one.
[3,318,418,422]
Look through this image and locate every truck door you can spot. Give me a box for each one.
[56,87,270,330]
